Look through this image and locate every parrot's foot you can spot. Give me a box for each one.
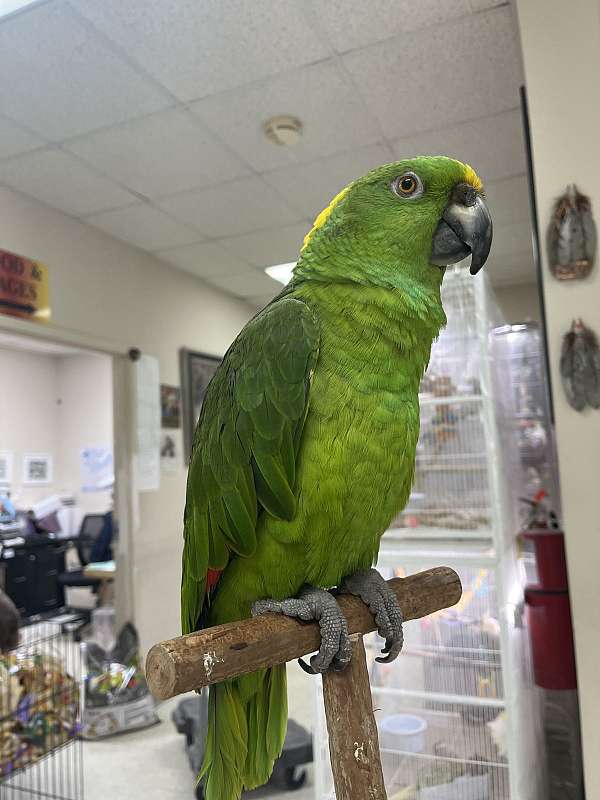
[339,568,404,663]
[251,586,352,674]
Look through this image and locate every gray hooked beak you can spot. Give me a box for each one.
[430,183,493,275]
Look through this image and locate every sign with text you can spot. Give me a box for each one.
[0,248,50,322]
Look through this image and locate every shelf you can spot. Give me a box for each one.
[366,640,501,665]
[379,747,507,772]
[419,394,483,407]
[384,527,495,543]
[371,685,506,710]
[416,453,487,462]
[378,539,499,567]
[414,463,488,473]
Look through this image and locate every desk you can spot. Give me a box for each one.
[83,561,115,605]
[1,535,66,618]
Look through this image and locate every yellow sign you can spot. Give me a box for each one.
[0,248,50,323]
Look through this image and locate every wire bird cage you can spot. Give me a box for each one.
[314,265,546,799]
[389,267,503,538]
[0,621,84,800]
[490,322,561,529]
[315,555,542,800]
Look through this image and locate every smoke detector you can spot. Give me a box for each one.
[263,116,303,147]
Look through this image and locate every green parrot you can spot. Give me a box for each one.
[181,156,492,800]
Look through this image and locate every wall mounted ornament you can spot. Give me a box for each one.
[560,319,600,411]
[548,185,596,280]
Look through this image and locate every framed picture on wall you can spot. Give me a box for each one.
[160,384,181,429]
[0,451,13,485]
[180,349,222,462]
[23,453,53,485]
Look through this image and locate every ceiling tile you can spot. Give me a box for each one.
[0,149,136,216]
[263,143,393,218]
[309,0,471,53]
[66,108,250,199]
[158,176,302,238]
[485,174,531,227]
[0,3,172,141]
[204,268,283,298]
[69,0,332,101]
[218,222,310,269]
[390,109,526,183]
[85,203,204,251]
[158,241,250,279]
[190,60,381,172]
[343,7,523,140]
[0,116,45,161]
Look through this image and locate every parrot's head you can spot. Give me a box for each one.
[295,156,492,293]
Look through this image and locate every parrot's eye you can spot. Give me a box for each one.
[391,172,424,200]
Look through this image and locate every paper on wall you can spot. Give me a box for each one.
[134,354,160,492]
[160,429,181,474]
[81,445,114,492]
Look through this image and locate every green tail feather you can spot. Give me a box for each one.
[200,666,287,800]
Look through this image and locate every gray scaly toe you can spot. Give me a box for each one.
[252,585,352,673]
[340,568,404,663]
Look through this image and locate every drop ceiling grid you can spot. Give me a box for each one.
[0,0,531,299]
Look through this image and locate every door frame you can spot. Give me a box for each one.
[0,313,138,627]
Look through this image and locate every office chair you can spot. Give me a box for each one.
[58,512,113,609]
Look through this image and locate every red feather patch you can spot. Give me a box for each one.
[206,568,222,590]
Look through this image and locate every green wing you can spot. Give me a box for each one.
[181,297,320,635]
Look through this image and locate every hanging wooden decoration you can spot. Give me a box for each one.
[548,185,596,280]
[560,319,600,411]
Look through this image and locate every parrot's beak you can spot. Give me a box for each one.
[430,183,493,275]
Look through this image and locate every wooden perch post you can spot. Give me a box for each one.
[146,567,461,800]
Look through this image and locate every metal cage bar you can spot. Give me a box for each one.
[0,621,84,800]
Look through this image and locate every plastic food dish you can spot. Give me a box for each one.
[378,713,427,753]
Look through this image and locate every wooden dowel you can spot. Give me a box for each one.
[146,567,461,700]
[322,635,387,800]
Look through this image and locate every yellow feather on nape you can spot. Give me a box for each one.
[301,184,351,251]
[462,163,483,192]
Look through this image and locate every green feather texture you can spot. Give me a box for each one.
[181,157,485,799]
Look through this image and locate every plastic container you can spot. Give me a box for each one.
[525,588,577,689]
[91,606,117,653]
[522,529,568,590]
[378,713,427,753]
[419,773,489,800]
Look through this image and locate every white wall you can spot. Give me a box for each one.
[0,186,253,654]
[0,347,59,506]
[494,282,541,324]
[0,346,114,517]
[56,353,113,515]
[516,1,600,794]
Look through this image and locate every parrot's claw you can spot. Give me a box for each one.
[339,568,404,663]
[251,586,352,674]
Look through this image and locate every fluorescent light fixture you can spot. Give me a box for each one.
[265,262,295,285]
[0,0,42,18]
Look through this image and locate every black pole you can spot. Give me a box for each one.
[519,84,555,424]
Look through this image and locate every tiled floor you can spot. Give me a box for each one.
[84,662,318,800]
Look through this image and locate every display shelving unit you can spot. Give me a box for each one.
[314,266,545,800]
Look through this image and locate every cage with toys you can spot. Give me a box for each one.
[0,620,83,800]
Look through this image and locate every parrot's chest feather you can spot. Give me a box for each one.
[295,290,440,586]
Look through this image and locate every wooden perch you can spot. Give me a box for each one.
[146,566,461,701]
[146,566,461,800]
[323,635,387,799]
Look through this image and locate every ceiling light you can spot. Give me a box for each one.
[263,116,303,147]
[0,0,42,19]
[265,262,295,285]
